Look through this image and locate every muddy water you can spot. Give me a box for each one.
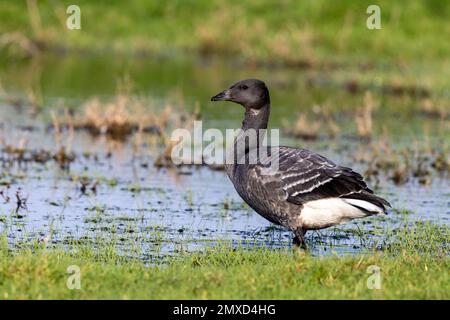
[0,54,449,259]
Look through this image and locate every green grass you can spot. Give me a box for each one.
[0,222,448,299]
[1,0,449,66]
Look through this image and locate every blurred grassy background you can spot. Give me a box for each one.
[1,0,449,65]
[0,0,448,141]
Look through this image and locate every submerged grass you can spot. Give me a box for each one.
[0,221,448,299]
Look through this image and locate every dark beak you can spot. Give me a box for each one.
[211,89,231,101]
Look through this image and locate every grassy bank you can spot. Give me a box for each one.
[1,1,449,66]
[1,222,448,299]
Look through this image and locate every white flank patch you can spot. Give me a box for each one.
[299,198,383,230]
[342,198,384,214]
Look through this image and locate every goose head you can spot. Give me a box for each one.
[211,79,270,109]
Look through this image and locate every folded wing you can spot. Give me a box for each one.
[274,147,391,213]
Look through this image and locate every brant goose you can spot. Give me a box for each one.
[211,79,390,248]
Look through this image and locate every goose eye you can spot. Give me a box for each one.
[241,85,248,90]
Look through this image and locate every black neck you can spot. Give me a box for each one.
[241,103,270,131]
[226,102,270,178]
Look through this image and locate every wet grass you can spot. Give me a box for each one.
[47,86,200,141]
[0,221,448,299]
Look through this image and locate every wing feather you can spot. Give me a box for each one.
[269,147,391,210]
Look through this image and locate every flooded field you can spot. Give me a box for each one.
[0,54,449,261]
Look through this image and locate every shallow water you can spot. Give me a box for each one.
[0,54,449,259]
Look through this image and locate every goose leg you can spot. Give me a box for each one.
[293,228,307,250]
